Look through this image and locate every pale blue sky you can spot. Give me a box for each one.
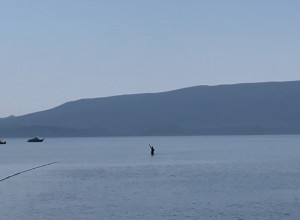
[0,0,299,117]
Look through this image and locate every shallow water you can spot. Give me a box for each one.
[1,136,300,219]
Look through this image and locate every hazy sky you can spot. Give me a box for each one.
[0,0,299,117]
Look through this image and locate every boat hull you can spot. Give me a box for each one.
[27,138,44,142]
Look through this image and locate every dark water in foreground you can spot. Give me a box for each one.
[1,136,300,220]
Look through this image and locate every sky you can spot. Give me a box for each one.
[0,0,299,117]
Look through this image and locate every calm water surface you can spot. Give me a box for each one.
[1,136,300,220]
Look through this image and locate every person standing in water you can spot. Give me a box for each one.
[149,144,155,155]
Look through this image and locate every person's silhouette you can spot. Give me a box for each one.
[149,144,155,156]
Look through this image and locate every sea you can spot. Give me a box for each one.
[1,135,300,220]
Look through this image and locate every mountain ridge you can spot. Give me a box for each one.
[1,80,300,137]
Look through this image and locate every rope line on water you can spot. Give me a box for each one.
[0,162,58,182]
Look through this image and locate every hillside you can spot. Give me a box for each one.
[1,81,300,137]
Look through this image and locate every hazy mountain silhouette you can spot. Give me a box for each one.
[1,81,300,137]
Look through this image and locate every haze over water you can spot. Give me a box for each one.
[1,136,300,219]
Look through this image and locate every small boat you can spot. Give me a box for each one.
[0,140,6,144]
[27,137,44,142]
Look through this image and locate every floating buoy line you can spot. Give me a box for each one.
[0,162,58,182]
